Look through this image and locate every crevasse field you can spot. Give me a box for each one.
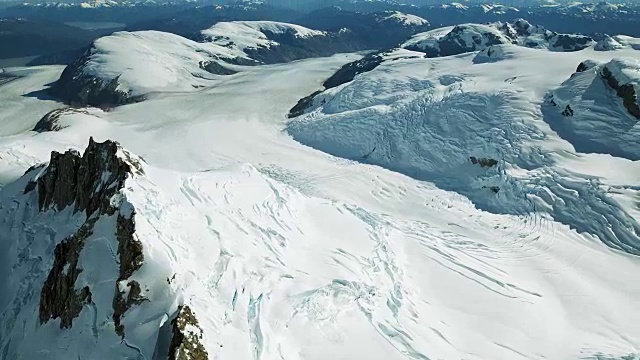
[0,19,639,360]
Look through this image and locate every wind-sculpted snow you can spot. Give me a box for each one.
[545,58,640,160]
[288,48,640,255]
[403,19,594,57]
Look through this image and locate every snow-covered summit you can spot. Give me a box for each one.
[201,21,327,52]
[403,19,594,57]
[374,11,429,27]
[54,30,246,101]
[0,138,178,359]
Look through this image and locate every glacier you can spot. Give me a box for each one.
[0,20,639,360]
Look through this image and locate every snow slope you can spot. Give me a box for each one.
[0,34,639,360]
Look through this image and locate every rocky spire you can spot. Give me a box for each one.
[31,138,146,332]
[33,137,143,215]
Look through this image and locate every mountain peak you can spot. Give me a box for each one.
[27,137,143,215]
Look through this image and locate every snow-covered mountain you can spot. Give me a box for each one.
[1,12,640,360]
[51,21,360,106]
[403,19,594,56]
[372,10,429,26]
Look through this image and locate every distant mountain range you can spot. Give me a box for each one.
[1,1,640,66]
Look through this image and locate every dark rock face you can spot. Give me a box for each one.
[242,30,362,65]
[287,51,385,118]
[39,219,95,328]
[50,47,143,108]
[288,90,323,118]
[562,104,574,117]
[112,213,145,337]
[483,185,501,193]
[36,137,141,215]
[28,138,147,333]
[168,306,209,360]
[469,156,498,167]
[576,62,589,73]
[198,60,237,75]
[601,66,640,119]
[575,60,600,74]
[550,34,593,51]
[323,52,384,89]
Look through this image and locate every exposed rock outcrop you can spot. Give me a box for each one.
[35,137,142,215]
[600,63,640,119]
[243,30,362,65]
[323,51,384,89]
[33,107,90,133]
[198,60,237,75]
[562,104,574,117]
[594,35,625,51]
[287,51,385,118]
[469,156,498,167]
[168,306,209,360]
[39,219,95,328]
[288,90,323,118]
[576,60,600,73]
[112,213,145,337]
[27,138,147,334]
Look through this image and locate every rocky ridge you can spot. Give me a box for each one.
[30,138,145,333]
[0,138,207,359]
